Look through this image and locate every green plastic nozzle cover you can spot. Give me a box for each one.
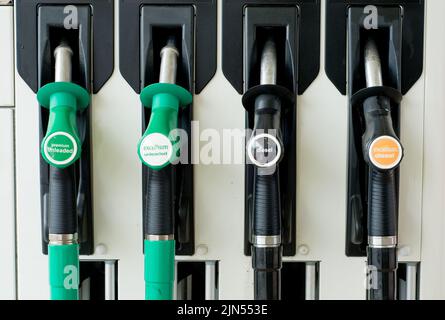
[137,83,192,170]
[144,239,175,300]
[49,244,80,300]
[37,82,90,168]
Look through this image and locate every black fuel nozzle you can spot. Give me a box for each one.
[247,39,284,173]
[361,39,403,300]
[243,38,290,300]
[362,40,403,172]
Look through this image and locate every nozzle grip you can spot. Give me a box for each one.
[253,172,281,236]
[368,169,398,238]
[145,166,174,236]
[48,166,77,235]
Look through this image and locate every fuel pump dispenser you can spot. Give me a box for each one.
[325,0,425,300]
[223,1,320,300]
[15,1,114,300]
[119,1,217,300]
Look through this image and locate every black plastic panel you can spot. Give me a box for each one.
[16,0,114,93]
[119,0,217,94]
[79,261,118,300]
[177,262,208,300]
[243,7,299,257]
[37,5,94,255]
[222,0,320,94]
[140,6,195,255]
[281,262,311,300]
[325,0,425,95]
[345,7,402,257]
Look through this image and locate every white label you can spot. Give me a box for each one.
[43,131,78,166]
[247,133,282,168]
[139,133,173,167]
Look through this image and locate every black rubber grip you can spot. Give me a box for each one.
[367,247,397,300]
[145,166,174,235]
[253,172,281,236]
[48,166,77,235]
[252,246,282,300]
[368,169,398,237]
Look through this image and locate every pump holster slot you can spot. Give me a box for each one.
[327,3,424,257]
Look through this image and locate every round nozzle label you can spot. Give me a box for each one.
[369,136,403,170]
[139,133,173,168]
[247,133,282,168]
[43,132,78,167]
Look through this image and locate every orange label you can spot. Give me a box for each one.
[369,136,402,170]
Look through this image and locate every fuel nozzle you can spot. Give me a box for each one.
[362,39,403,172]
[242,38,294,300]
[38,42,90,168]
[246,39,284,172]
[36,41,90,300]
[137,38,192,170]
[361,39,402,301]
[139,38,193,300]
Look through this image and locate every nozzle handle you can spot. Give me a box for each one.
[138,83,192,170]
[37,82,90,168]
[144,166,174,236]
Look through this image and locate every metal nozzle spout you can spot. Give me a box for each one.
[54,42,73,83]
[260,39,277,86]
[159,38,179,84]
[364,39,383,88]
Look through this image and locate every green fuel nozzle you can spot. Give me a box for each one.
[37,43,90,169]
[137,39,192,170]
[37,42,89,300]
[139,39,192,301]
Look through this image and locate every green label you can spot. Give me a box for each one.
[43,132,78,166]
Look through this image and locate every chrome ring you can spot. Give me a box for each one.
[368,236,397,248]
[49,233,78,245]
[253,235,281,247]
[145,234,174,241]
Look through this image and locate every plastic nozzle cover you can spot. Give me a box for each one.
[49,244,79,300]
[144,239,175,300]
